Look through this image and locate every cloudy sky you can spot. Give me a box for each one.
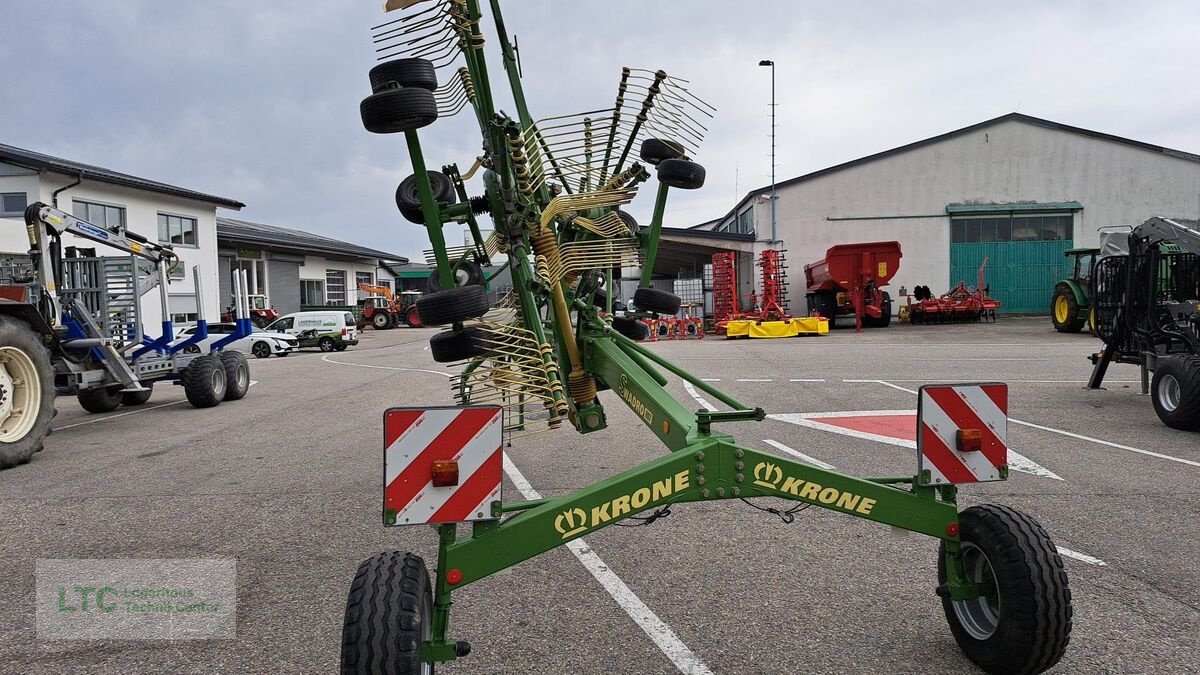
[4,1,1199,260]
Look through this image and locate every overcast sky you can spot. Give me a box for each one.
[4,1,1199,260]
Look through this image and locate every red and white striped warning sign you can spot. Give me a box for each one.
[917,383,1008,485]
[384,406,503,525]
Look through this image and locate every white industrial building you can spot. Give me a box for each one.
[691,113,1200,315]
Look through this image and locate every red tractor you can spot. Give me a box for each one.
[221,294,279,328]
[358,284,422,329]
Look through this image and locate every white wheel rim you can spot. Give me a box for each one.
[0,346,42,443]
[951,542,1001,640]
[237,364,248,389]
[211,368,226,397]
[1158,374,1181,412]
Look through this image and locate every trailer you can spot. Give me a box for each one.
[805,241,902,331]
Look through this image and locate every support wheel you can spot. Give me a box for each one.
[633,287,681,315]
[1051,286,1085,333]
[219,351,250,401]
[121,385,153,407]
[182,355,227,408]
[360,88,438,134]
[252,341,273,359]
[416,285,490,326]
[939,504,1072,675]
[78,385,123,414]
[341,551,433,675]
[0,317,56,469]
[319,337,336,352]
[426,261,484,293]
[611,317,649,341]
[1151,355,1200,430]
[656,158,706,190]
[369,57,438,92]
[373,312,393,330]
[396,172,458,224]
[429,326,489,363]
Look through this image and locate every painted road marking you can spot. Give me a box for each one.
[737,378,772,382]
[53,381,260,432]
[682,382,717,412]
[320,354,453,378]
[845,378,1139,384]
[699,378,722,382]
[762,439,836,470]
[789,378,826,382]
[1056,547,1107,566]
[502,454,713,675]
[862,379,1200,469]
[768,410,1062,480]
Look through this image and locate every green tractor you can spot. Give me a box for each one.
[1051,247,1100,332]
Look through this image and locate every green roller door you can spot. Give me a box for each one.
[949,212,1075,314]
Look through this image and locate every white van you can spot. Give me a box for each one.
[265,311,359,352]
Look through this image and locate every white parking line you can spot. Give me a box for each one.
[682,382,717,412]
[699,378,721,382]
[737,378,772,382]
[788,378,826,382]
[53,401,187,430]
[1056,546,1107,566]
[501,455,713,675]
[862,379,1200,469]
[762,439,836,470]
[844,378,1139,384]
[320,354,453,378]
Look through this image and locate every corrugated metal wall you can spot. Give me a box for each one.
[949,241,1073,314]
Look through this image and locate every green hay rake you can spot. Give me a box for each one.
[343,2,1072,673]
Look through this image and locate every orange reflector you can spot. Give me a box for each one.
[956,429,982,453]
[431,459,459,487]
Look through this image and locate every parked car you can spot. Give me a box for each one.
[176,322,299,359]
[265,311,360,352]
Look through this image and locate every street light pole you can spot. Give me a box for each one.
[758,59,777,243]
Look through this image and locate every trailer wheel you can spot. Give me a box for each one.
[863,292,893,328]
[77,385,123,414]
[373,312,393,330]
[405,305,422,328]
[639,137,686,165]
[121,385,153,407]
[182,355,227,408]
[396,171,458,224]
[633,287,681,315]
[416,285,490,326]
[1051,286,1085,333]
[611,317,649,341]
[360,88,438,134]
[0,317,56,469]
[939,504,1072,675]
[430,326,490,363]
[341,551,433,675]
[1151,355,1200,430]
[656,158,706,190]
[812,292,838,326]
[219,351,250,401]
[368,57,438,93]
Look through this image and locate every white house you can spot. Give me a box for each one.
[0,143,243,331]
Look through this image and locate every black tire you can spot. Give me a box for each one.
[121,385,153,407]
[319,337,336,352]
[373,312,392,330]
[182,355,226,408]
[939,504,1072,675]
[656,158,706,190]
[360,88,438,134]
[78,385,123,414]
[341,551,433,675]
[396,172,457,224]
[812,292,839,326]
[369,57,437,92]
[611,317,649,341]
[426,261,484,292]
[633,287,681,315]
[615,209,640,236]
[335,344,348,352]
[405,305,422,328]
[1151,355,1200,431]
[0,316,56,470]
[430,326,490,363]
[639,138,686,165]
[1051,285,1085,333]
[184,344,202,354]
[416,285,490,326]
[251,341,272,359]
[219,351,250,402]
[863,292,893,328]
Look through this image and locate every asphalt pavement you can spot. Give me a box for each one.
[1,317,1196,674]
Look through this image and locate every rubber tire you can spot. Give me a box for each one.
[360,88,438,134]
[813,292,839,327]
[633,287,681,315]
[939,504,1072,675]
[396,171,457,224]
[182,355,226,408]
[220,351,250,402]
[1051,286,1085,333]
[252,341,272,359]
[592,288,623,311]
[863,292,893,328]
[335,344,348,351]
[78,385,123,414]
[429,326,490,363]
[416,285,490,326]
[319,337,335,352]
[121,386,153,407]
[369,57,437,92]
[373,312,392,330]
[1150,355,1200,431]
[426,260,484,293]
[639,138,686,165]
[404,305,422,328]
[656,158,706,190]
[611,317,649,341]
[341,551,432,675]
[615,209,640,236]
[184,344,202,354]
[0,316,55,470]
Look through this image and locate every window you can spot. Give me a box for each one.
[950,214,1073,243]
[356,271,374,289]
[171,312,198,324]
[735,206,754,234]
[73,200,125,231]
[326,270,346,304]
[300,279,324,305]
[377,278,392,292]
[1,192,27,217]
[158,213,198,247]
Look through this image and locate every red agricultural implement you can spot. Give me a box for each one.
[904,259,1001,324]
[805,241,902,332]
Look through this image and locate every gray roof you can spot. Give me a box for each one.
[217,217,408,263]
[0,142,244,209]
